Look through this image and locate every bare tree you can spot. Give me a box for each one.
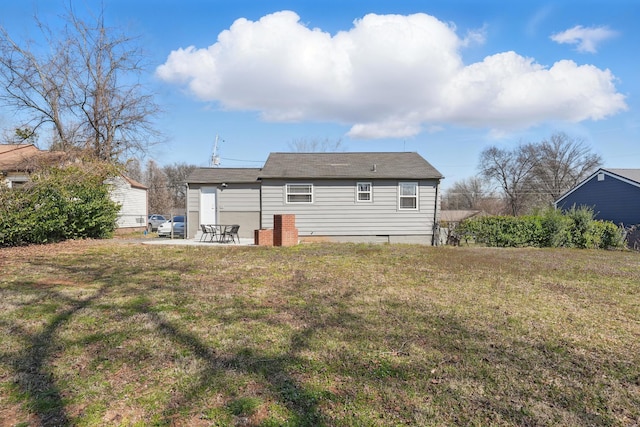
[529,132,602,204]
[478,133,602,215]
[0,5,160,163]
[288,137,345,152]
[474,195,507,216]
[163,162,196,208]
[479,144,538,216]
[1,126,38,145]
[443,176,491,210]
[145,160,172,215]
[123,157,144,183]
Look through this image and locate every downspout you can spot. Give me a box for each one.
[185,182,190,239]
[432,180,440,246]
[258,178,263,229]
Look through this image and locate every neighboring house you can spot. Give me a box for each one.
[555,168,640,226]
[0,144,148,231]
[105,175,148,230]
[186,152,444,244]
[438,210,487,245]
[0,144,65,188]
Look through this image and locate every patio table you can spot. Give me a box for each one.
[204,224,234,243]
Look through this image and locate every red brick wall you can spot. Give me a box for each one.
[273,214,298,246]
[254,229,273,246]
[255,214,298,246]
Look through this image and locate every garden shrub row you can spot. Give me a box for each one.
[0,165,120,247]
[457,206,624,249]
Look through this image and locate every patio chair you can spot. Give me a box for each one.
[221,224,240,244]
[199,224,216,242]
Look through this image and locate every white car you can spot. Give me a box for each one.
[157,216,185,238]
[147,214,167,231]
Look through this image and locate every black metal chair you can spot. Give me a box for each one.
[221,224,240,243]
[199,224,216,242]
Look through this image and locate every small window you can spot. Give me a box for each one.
[9,180,27,189]
[597,172,605,181]
[286,184,313,203]
[356,182,372,202]
[399,182,418,210]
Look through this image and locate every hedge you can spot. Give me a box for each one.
[457,206,624,249]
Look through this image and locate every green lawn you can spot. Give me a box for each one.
[1,241,639,426]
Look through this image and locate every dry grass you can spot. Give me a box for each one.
[1,240,639,426]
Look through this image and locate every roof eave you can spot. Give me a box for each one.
[259,175,443,180]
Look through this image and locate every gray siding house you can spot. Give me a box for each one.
[186,152,444,244]
[186,168,262,239]
[555,168,640,226]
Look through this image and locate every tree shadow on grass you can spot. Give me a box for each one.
[5,245,637,426]
[146,310,328,426]
[135,264,366,425]
[3,285,108,426]
[1,254,149,426]
[1,248,332,426]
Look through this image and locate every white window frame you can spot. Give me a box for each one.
[398,182,418,210]
[8,179,28,189]
[356,182,372,202]
[286,183,313,204]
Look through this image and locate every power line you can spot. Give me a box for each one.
[219,157,264,164]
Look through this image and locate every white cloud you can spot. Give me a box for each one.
[460,24,487,48]
[156,11,627,139]
[550,25,618,53]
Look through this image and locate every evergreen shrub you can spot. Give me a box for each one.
[457,206,624,249]
[0,164,120,247]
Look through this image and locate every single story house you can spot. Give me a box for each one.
[0,144,66,188]
[186,167,263,240]
[1,143,148,231]
[554,168,640,226]
[185,152,444,244]
[105,175,148,230]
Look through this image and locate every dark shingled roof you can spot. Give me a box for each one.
[187,168,262,184]
[259,152,443,179]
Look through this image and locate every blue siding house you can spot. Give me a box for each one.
[554,168,640,226]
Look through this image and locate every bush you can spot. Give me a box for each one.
[538,207,572,247]
[457,215,543,248]
[565,205,595,248]
[458,206,624,250]
[590,220,625,249]
[0,163,120,247]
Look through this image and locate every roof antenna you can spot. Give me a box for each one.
[211,134,222,167]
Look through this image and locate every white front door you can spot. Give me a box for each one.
[200,187,217,224]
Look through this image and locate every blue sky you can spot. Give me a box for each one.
[0,1,638,189]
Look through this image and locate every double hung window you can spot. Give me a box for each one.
[399,182,418,210]
[356,182,372,202]
[286,184,313,203]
